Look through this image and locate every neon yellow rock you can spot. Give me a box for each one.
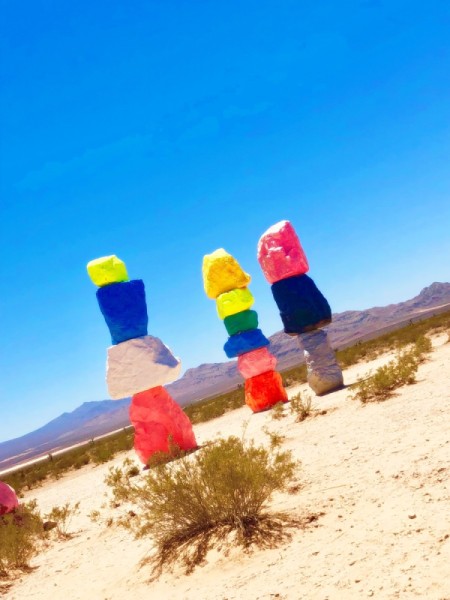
[216,287,255,320]
[86,255,129,287]
[202,248,251,299]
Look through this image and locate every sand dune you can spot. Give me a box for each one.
[5,334,450,600]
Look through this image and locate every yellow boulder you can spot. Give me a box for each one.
[216,287,254,320]
[87,255,129,287]
[202,248,251,299]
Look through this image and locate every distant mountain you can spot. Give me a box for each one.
[1,282,449,472]
[0,399,131,472]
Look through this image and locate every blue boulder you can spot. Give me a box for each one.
[270,274,331,335]
[223,328,270,359]
[96,280,148,344]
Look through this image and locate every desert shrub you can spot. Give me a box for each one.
[91,445,115,465]
[270,401,287,420]
[0,502,43,576]
[89,510,101,523]
[413,335,433,360]
[262,427,286,450]
[106,436,298,576]
[351,331,434,403]
[352,349,419,403]
[290,393,313,422]
[44,502,80,539]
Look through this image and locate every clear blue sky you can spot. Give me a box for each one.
[1,1,449,442]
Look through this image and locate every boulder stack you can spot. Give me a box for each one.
[202,249,287,412]
[257,221,343,396]
[87,255,197,464]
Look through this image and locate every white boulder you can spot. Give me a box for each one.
[299,329,343,396]
[106,335,181,399]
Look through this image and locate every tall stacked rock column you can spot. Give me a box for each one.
[202,249,287,412]
[87,255,197,464]
[257,221,343,396]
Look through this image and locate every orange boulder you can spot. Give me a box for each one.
[244,370,288,413]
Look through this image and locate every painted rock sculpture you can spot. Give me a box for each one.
[87,255,197,464]
[0,481,19,515]
[202,249,287,412]
[258,221,343,396]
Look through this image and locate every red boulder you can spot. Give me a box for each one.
[244,370,288,413]
[129,386,197,464]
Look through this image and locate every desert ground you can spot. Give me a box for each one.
[4,333,450,600]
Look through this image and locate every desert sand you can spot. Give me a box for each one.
[5,334,450,600]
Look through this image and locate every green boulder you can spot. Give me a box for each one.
[223,310,258,336]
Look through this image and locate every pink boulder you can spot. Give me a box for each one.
[129,386,197,464]
[257,220,309,284]
[237,347,277,379]
[0,481,19,515]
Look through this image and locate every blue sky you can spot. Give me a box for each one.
[1,1,449,442]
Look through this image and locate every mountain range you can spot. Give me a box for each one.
[1,281,449,472]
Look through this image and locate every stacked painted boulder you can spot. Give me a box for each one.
[257,221,343,396]
[87,255,197,464]
[202,249,287,412]
[0,481,19,515]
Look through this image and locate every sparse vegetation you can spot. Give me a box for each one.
[270,401,287,420]
[336,314,448,369]
[184,387,245,424]
[290,393,314,422]
[351,336,433,403]
[89,510,101,523]
[413,335,433,360]
[44,502,80,539]
[262,427,286,449]
[0,501,44,577]
[281,363,307,387]
[3,428,135,495]
[3,312,448,495]
[106,436,299,576]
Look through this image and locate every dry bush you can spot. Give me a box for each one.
[290,393,313,422]
[351,336,432,403]
[44,502,80,539]
[105,436,299,576]
[413,335,433,360]
[262,426,286,449]
[0,502,43,576]
[270,401,287,420]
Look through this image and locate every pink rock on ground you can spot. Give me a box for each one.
[237,347,277,379]
[0,481,19,515]
[257,220,309,284]
[129,386,197,464]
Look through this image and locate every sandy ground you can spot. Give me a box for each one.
[3,334,450,600]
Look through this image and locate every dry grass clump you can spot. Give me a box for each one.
[262,426,286,450]
[290,393,314,422]
[44,502,80,539]
[106,436,299,576]
[0,502,43,577]
[351,336,433,403]
[270,401,287,420]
